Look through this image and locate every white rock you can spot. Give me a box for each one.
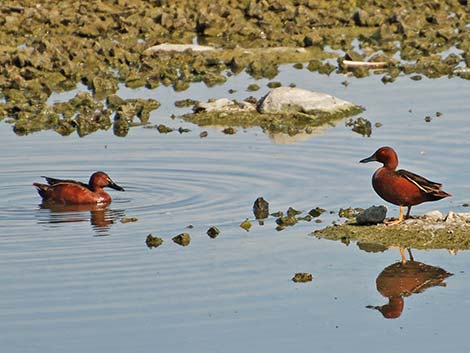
[257,87,361,116]
[356,205,387,225]
[195,98,256,113]
[424,210,444,220]
[144,43,216,54]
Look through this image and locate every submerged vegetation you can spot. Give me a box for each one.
[1,0,470,135]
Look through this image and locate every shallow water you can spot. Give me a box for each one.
[2,66,470,353]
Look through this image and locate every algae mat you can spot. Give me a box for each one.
[1,1,470,135]
[314,220,470,251]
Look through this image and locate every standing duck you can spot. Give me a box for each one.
[34,171,124,205]
[360,147,451,224]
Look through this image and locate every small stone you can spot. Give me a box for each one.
[157,124,174,133]
[146,234,163,248]
[120,217,138,223]
[199,131,208,138]
[424,210,444,220]
[172,233,191,246]
[309,207,326,217]
[247,84,260,91]
[424,116,432,122]
[292,272,313,283]
[276,216,297,226]
[207,226,220,238]
[222,127,237,135]
[240,219,252,231]
[356,205,387,225]
[178,127,191,133]
[410,75,422,81]
[267,81,282,88]
[287,207,302,217]
[436,112,443,117]
[253,197,269,219]
[339,207,357,219]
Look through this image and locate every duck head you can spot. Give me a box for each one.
[360,146,398,170]
[89,171,125,191]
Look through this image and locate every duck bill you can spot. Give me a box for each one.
[359,154,377,163]
[108,180,125,191]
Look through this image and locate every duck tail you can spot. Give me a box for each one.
[33,183,51,199]
[429,189,452,201]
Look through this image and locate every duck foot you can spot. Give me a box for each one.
[385,206,405,225]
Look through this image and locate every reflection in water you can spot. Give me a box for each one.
[367,249,452,319]
[37,202,125,235]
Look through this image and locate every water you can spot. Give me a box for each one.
[1,66,470,353]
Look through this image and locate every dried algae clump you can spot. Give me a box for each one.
[314,211,470,250]
[240,219,252,231]
[207,226,220,239]
[146,234,164,249]
[172,233,191,246]
[253,197,270,220]
[292,273,313,283]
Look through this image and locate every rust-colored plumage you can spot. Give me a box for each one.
[33,171,124,205]
[360,147,451,224]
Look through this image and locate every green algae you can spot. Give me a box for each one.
[314,222,470,251]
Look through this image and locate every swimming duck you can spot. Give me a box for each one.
[33,171,124,205]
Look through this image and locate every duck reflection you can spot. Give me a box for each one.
[38,202,125,235]
[367,248,452,319]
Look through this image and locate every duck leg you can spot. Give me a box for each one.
[399,247,407,264]
[407,248,414,261]
[405,206,412,219]
[386,206,404,225]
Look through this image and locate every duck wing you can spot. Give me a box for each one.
[41,176,90,189]
[397,169,451,198]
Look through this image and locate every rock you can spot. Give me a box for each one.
[292,272,313,283]
[356,205,387,225]
[339,207,359,219]
[194,98,256,113]
[120,217,138,223]
[257,87,362,117]
[172,233,191,246]
[445,211,470,224]
[207,226,220,239]
[240,219,252,231]
[146,234,163,248]
[276,215,297,226]
[424,210,444,220]
[287,207,302,217]
[143,43,216,54]
[309,207,326,217]
[253,197,269,219]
